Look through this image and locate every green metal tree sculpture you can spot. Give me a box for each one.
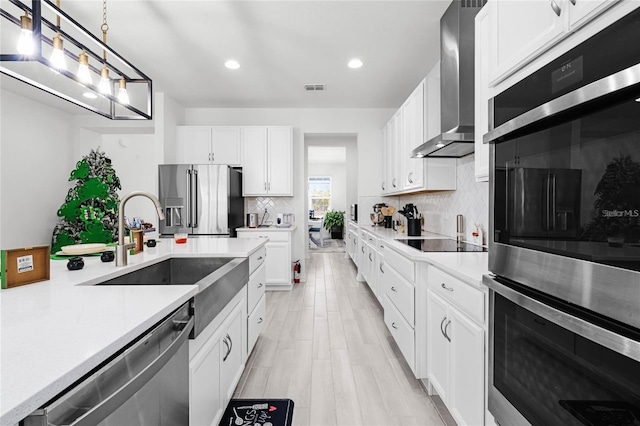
[51,149,121,253]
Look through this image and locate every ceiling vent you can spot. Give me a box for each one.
[304,84,325,91]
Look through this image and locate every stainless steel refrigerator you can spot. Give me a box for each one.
[159,165,244,237]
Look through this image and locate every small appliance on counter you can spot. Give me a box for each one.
[247,213,259,228]
[350,204,358,221]
[370,203,387,226]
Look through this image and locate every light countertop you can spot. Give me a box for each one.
[236,225,297,232]
[355,223,488,288]
[0,237,267,426]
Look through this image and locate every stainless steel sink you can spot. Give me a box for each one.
[96,257,249,338]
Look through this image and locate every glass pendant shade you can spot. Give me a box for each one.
[99,66,111,95]
[17,14,34,55]
[77,51,92,84]
[117,78,129,104]
[50,35,66,70]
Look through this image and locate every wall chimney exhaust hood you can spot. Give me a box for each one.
[412,0,485,158]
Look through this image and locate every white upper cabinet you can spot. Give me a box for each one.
[568,0,619,31]
[176,126,242,165]
[474,2,491,182]
[488,0,620,87]
[489,0,567,86]
[381,62,455,196]
[242,127,293,197]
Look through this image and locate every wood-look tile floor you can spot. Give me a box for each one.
[233,252,446,426]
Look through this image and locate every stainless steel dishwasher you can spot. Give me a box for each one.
[23,302,193,426]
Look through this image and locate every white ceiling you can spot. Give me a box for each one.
[1,0,451,111]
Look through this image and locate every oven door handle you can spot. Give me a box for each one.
[484,61,640,144]
[61,315,194,426]
[484,275,640,362]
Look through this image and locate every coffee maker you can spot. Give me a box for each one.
[370,203,387,226]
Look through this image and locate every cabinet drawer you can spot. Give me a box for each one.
[383,296,415,370]
[252,231,289,242]
[248,294,266,355]
[362,230,377,246]
[428,266,484,324]
[247,263,266,313]
[248,246,266,274]
[381,264,415,326]
[384,247,415,283]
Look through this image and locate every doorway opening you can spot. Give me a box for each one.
[304,134,358,253]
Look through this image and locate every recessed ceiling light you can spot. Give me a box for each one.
[348,59,363,69]
[225,60,240,70]
[83,92,98,99]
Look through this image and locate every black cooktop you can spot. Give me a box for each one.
[397,238,487,252]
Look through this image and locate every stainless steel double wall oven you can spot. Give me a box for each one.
[484,8,640,426]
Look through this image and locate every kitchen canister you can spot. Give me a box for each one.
[407,219,421,236]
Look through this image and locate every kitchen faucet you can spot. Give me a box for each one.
[116,191,165,267]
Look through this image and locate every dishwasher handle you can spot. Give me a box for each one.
[68,314,194,426]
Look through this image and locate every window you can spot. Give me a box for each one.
[308,176,331,217]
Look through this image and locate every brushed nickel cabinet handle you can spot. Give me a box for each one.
[391,286,397,292]
[549,0,562,16]
[258,283,263,288]
[408,172,413,184]
[441,283,454,292]
[444,320,452,342]
[361,246,365,253]
[569,0,576,5]
[392,322,398,329]
[440,317,448,339]
[379,263,384,273]
[258,317,263,324]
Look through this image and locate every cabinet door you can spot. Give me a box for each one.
[403,81,425,191]
[381,124,389,194]
[490,0,567,85]
[427,291,449,401]
[265,242,290,285]
[425,62,440,141]
[475,4,491,182]
[211,127,242,165]
[247,263,266,314]
[177,126,212,164]
[449,307,485,426]
[242,128,268,196]
[388,111,402,193]
[569,0,618,31]
[266,127,293,196]
[248,294,266,355]
[190,326,223,426]
[220,301,245,405]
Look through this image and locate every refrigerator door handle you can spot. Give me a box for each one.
[186,169,192,228]
[550,173,557,232]
[192,169,199,229]
[544,174,551,231]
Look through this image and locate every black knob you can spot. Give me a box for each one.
[100,251,115,262]
[67,257,85,270]
[146,239,157,247]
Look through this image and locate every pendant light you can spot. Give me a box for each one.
[117,78,130,104]
[16,12,34,55]
[98,0,111,95]
[50,0,66,71]
[77,50,92,84]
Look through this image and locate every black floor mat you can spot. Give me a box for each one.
[219,399,294,426]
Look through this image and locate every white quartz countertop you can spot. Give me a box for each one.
[0,237,267,426]
[357,224,489,288]
[236,225,297,232]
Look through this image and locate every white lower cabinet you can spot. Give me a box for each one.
[189,289,247,426]
[248,294,266,355]
[237,229,294,290]
[426,265,485,426]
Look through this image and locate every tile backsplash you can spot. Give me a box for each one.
[359,154,489,244]
[245,197,296,226]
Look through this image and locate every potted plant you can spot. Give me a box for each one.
[323,210,346,239]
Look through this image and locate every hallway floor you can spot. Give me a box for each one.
[233,252,448,426]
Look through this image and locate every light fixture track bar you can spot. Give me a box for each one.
[41,0,151,81]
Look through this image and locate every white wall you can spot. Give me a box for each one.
[156,92,185,164]
[0,89,75,248]
[184,107,392,279]
[308,162,347,212]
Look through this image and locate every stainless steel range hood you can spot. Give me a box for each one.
[412,0,485,158]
